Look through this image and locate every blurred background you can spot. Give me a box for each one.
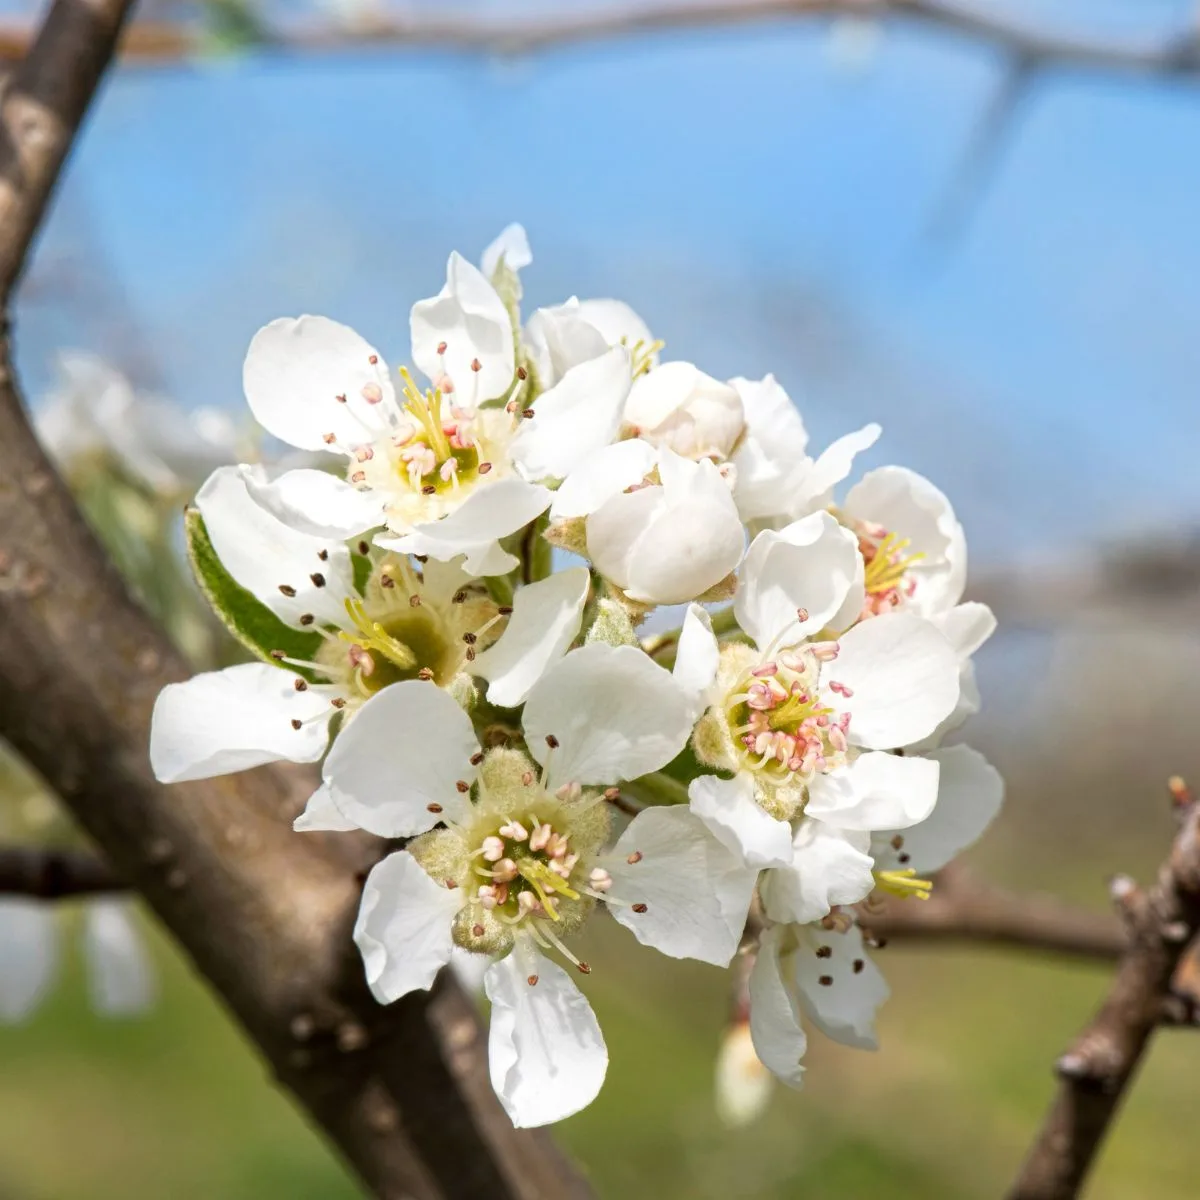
[3,0,1200,1195]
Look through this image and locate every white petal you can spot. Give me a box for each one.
[748,926,807,1088]
[448,945,491,997]
[870,745,1004,874]
[805,752,940,832]
[324,682,478,836]
[382,477,552,576]
[760,821,874,926]
[481,223,532,278]
[573,298,654,354]
[354,851,460,1003]
[932,602,996,661]
[523,299,610,388]
[715,1021,776,1125]
[607,806,758,966]
[672,603,719,722]
[294,782,360,832]
[241,466,384,541]
[736,511,860,649]
[473,568,590,708]
[81,898,155,1016]
[150,663,336,783]
[550,439,657,521]
[624,361,744,459]
[510,347,632,481]
[621,454,745,605]
[197,465,355,628]
[825,613,959,750]
[523,644,691,786]
[789,423,881,515]
[485,946,607,1128]
[0,899,59,1022]
[842,466,966,613]
[688,773,793,868]
[794,925,889,1050]
[243,315,395,452]
[411,252,514,404]
[730,375,810,521]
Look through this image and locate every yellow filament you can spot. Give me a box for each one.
[339,598,416,670]
[864,533,924,595]
[874,868,933,901]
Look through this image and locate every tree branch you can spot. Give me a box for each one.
[0,2,589,1196]
[0,2,1197,78]
[1008,786,1200,1199]
[859,866,1126,962]
[0,844,125,897]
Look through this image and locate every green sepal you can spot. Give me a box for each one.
[184,507,324,677]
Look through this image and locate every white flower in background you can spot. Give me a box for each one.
[550,440,745,607]
[714,1018,774,1128]
[747,920,888,1090]
[745,745,1003,1090]
[524,296,658,389]
[36,352,241,497]
[623,362,745,461]
[241,246,633,574]
[729,374,880,524]
[682,511,960,924]
[150,465,591,784]
[330,644,759,1126]
[0,895,153,1023]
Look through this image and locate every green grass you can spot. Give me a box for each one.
[3,899,1198,1198]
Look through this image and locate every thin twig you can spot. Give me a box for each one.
[1008,781,1200,1199]
[0,845,125,897]
[0,2,1197,76]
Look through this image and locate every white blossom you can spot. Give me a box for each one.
[623,361,745,461]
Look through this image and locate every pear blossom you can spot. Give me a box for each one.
[524,296,658,388]
[239,237,632,576]
[0,895,154,1022]
[551,442,745,607]
[623,361,745,461]
[729,374,880,524]
[36,352,240,497]
[682,510,960,924]
[150,466,590,784]
[332,644,759,1126]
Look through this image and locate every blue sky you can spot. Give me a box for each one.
[16,1,1200,564]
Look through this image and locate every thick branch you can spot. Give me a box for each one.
[0,3,1197,78]
[0,2,588,1196]
[1008,793,1200,1199]
[860,868,1126,962]
[0,844,125,897]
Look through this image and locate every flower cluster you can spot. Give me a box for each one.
[150,225,1002,1128]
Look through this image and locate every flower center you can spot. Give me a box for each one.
[855,521,924,616]
[724,644,851,784]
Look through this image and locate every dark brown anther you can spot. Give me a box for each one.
[470,358,482,373]
[436,341,447,355]
[299,614,315,626]
[294,678,308,692]
[455,781,470,794]
[517,366,527,380]
[427,803,443,814]
[498,605,513,616]
[380,573,395,588]
[290,719,303,730]
[336,393,348,404]
[522,408,535,419]
[853,959,865,974]
[818,975,834,987]
[632,903,648,914]
[310,572,326,588]
[418,668,434,681]
[422,484,437,495]
[409,594,421,608]
[577,962,592,975]
[357,540,370,556]
[269,649,286,660]
[278,584,297,597]
[470,752,485,766]
[414,554,428,563]
[890,835,904,850]
[545,734,560,749]
[816,945,832,958]
[478,462,493,474]
[526,974,539,986]
[626,851,643,865]
[465,648,476,662]
[317,548,329,561]
[452,589,468,604]
[462,632,477,645]
[331,697,347,709]
[898,853,911,865]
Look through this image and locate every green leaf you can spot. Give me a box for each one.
[185,507,324,676]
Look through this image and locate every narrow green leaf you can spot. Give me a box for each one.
[184,507,323,674]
